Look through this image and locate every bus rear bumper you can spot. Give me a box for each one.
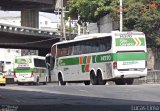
[14,77,35,83]
[113,70,147,79]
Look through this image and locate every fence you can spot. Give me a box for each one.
[134,70,160,84]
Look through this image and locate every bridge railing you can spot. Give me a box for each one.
[0,23,77,39]
[0,23,60,37]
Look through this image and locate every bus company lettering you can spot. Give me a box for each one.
[120,34,132,38]
[100,55,112,62]
[120,39,134,46]
[123,61,138,65]
[93,54,112,63]
[18,64,29,67]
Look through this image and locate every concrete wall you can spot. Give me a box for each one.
[147,48,160,70]
[99,15,113,33]
[88,23,98,33]
[88,15,114,33]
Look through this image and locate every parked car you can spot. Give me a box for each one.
[0,72,6,86]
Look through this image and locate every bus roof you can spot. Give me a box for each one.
[51,31,145,47]
[52,33,112,47]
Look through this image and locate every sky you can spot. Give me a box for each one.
[0,11,59,22]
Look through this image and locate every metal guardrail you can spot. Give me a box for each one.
[0,23,60,37]
[146,70,160,83]
[134,70,160,84]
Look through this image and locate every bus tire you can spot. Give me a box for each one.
[84,81,90,85]
[97,70,106,85]
[58,74,66,86]
[125,78,134,85]
[17,82,24,85]
[115,79,125,85]
[90,71,98,85]
[43,82,47,85]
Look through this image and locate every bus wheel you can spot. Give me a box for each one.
[43,82,47,85]
[125,78,134,85]
[17,82,24,85]
[115,79,125,85]
[84,81,90,85]
[58,74,66,86]
[97,70,106,85]
[90,71,98,85]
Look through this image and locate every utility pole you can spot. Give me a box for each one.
[120,0,123,32]
[61,0,66,40]
[68,16,71,40]
[78,15,81,35]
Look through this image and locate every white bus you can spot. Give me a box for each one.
[45,31,147,85]
[14,55,48,85]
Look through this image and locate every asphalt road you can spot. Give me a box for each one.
[0,83,160,111]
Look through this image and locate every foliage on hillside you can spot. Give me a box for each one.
[67,0,160,46]
[66,0,113,24]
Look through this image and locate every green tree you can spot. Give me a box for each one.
[110,0,160,47]
[67,0,160,46]
[67,0,113,25]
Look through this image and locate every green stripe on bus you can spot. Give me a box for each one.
[116,38,145,46]
[116,52,147,61]
[14,68,46,73]
[82,65,85,73]
[58,52,147,66]
[139,38,145,46]
[14,68,34,73]
[15,58,32,63]
[92,54,113,63]
[59,57,79,66]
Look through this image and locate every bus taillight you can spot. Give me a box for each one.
[113,61,117,69]
[145,61,147,68]
[14,71,17,78]
[31,71,34,77]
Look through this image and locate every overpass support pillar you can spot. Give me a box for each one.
[21,10,39,28]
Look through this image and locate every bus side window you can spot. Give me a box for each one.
[51,46,56,57]
[57,47,61,57]
[62,48,68,56]
[68,46,72,56]
[105,37,111,51]
[72,43,78,55]
[100,38,106,52]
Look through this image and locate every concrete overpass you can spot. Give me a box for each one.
[0,23,61,56]
[0,23,76,56]
[0,0,56,12]
[0,0,70,56]
[0,0,67,28]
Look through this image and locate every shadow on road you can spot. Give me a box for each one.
[0,88,159,111]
